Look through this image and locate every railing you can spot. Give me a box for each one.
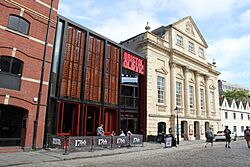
[47,134,143,154]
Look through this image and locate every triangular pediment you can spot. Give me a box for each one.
[222,98,229,108]
[172,16,208,48]
[155,67,168,75]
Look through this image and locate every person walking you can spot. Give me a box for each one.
[205,127,214,148]
[244,126,250,148]
[96,124,104,136]
[224,126,231,148]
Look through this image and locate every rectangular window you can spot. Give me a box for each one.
[210,91,215,111]
[241,114,243,120]
[188,42,194,53]
[176,82,182,107]
[233,113,236,119]
[157,76,165,103]
[241,126,244,132]
[198,47,204,58]
[189,85,194,108]
[248,115,250,120]
[176,35,183,46]
[233,126,237,133]
[200,88,204,110]
[225,112,228,119]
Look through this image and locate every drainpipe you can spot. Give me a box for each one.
[32,0,54,150]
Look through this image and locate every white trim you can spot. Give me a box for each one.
[21,77,48,85]
[11,47,17,57]
[20,8,25,17]
[0,24,53,48]
[35,0,58,12]
[4,94,10,105]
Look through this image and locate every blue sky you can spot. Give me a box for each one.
[59,0,250,89]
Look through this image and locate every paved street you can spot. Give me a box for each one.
[16,140,249,167]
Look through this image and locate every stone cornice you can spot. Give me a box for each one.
[138,38,170,54]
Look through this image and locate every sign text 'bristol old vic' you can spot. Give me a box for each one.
[123,51,145,75]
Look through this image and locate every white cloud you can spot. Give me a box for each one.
[208,34,250,69]
[93,10,161,42]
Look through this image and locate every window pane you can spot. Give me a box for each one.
[8,15,19,31]
[0,56,11,72]
[19,19,29,35]
[11,58,22,75]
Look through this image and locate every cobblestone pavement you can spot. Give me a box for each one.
[18,140,249,167]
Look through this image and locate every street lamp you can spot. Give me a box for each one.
[174,107,180,145]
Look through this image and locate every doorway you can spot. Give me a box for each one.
[0,105,25,146]
[181,121,188,140]
[84,106,101,136]
[194,121,200,140]
[57,102,80,136]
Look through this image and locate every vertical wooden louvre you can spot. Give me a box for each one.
[104,44,120,105]
[84,35,104,102]
[60,25,85,99]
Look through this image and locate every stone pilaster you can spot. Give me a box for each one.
[184,66,189,117]
[170,61,176,115]
[205,75,211,118]
[195,72,201,118]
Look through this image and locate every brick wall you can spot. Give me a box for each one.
[0,0,58,150]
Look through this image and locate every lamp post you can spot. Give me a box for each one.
[174,107,180,145]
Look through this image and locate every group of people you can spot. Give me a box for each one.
[96,124,133,137]
[205,126,250,148]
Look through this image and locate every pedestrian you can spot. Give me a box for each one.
[244,126,250,148]
[205,127,214,148]
[111,130,116,137]
[224,126,231,148]
[119,130,125,136]
[96,124,104,136]
[127,130,132,136]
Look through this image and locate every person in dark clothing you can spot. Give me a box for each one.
[224,126,231,148]
[205,127,214,148]
[244,126,250,148]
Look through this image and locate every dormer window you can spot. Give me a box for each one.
[8,15,30,35]
[198,47,204,58]
[188,41,194,53]
[176,35,183,46]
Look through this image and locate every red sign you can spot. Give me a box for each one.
[123,51,145,75]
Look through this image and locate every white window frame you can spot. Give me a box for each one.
[157,76,165,104]
[198,47,204,58]
[200,88,204,110]
[176,34,183,46]
[188,41,195,53]
[176,82,182,107]
[225,112,228,119]
[189,85,194,108]
[210,91,215,112]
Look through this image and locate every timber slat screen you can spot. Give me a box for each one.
[105,44,120,105]
[84,36,104,102]
[60,25,85,99]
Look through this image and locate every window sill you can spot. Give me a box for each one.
[156,103,167,107]
[6,28,29,39]
[176,43,184,48]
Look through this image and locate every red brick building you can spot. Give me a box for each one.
[0,0,58,151]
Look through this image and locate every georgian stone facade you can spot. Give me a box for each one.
[122,16,221,140]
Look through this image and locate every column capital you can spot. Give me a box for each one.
[194,71,200,77]
[184,66,190,73]
[169,60,177,68]
[204,75,210,81]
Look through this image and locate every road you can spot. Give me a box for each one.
[20,140,249,167]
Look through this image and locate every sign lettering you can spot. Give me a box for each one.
[123,51,145,75]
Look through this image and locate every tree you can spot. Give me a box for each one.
[223,89,249,102]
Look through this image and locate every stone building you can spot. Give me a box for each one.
[220,97,250,136]
[122,16,221,141]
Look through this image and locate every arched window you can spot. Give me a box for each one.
[0,56,23,90]
[8,15,30,35]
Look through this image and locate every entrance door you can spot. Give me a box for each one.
[85,106,101,136]
[0,105,24,146]
[194,121,200,140]
[57,102,80,136]
[121,118,138,134]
